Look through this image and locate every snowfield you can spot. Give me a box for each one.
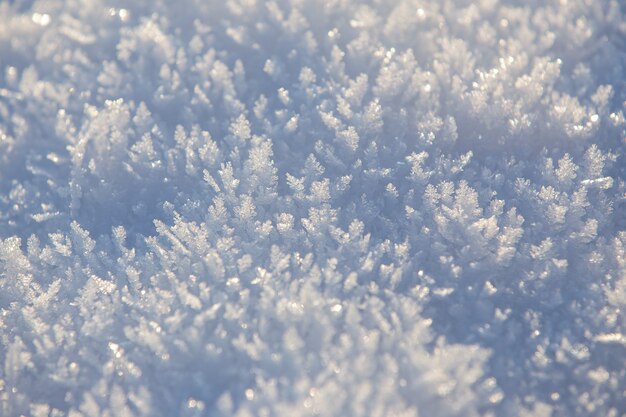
[0,0,625,416]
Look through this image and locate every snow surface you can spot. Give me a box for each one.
[0,0,625,416]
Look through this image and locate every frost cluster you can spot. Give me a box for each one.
[0,0,625,416]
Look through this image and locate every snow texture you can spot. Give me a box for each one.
[0,0,625,416]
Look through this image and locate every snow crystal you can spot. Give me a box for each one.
[0,0,625,416]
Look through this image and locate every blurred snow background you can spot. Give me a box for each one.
[0,0,625,416]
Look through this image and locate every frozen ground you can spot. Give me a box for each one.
[0,0,625,416]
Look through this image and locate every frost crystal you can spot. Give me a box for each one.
[0,0,625,416]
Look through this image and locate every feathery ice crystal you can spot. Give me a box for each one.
[0,0,625,416]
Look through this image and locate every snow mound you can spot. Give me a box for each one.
[0,0,625,416]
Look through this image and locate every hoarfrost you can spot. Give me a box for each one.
[0,0,625,416]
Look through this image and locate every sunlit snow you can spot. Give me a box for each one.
[0,0,625,416]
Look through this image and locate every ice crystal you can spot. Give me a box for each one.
[0,0,625,416]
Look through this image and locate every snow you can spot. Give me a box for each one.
[0,0,625,416]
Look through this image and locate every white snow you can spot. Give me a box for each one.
[0,0,625,416]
